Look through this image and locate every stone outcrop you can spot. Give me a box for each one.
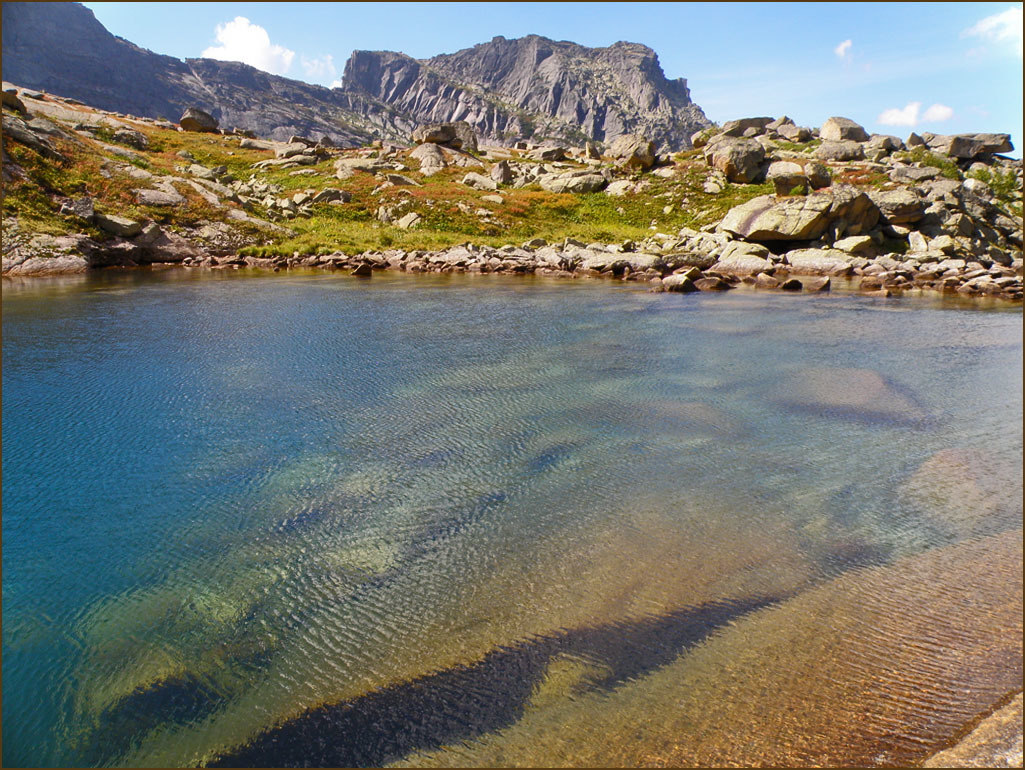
[606,134,656,170]
[179,107,217,133]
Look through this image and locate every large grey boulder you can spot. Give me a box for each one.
[920,132,1013,159]
[411,121,478,153]
[814,141,865,162]
[490,160,514,184]
[2,89,26,113]
[777,123,812,142]
[889,166,940,184]
[820,117,869,143]
[720,195,832,241]
[334,157,392,179]
[867,189,925,225]
[607,134,656,170]
[112,127,148,150]
[410,142,446,176]
[712,241,773,275]
[720,117,773,137]
[766,161,808,195]
[720,184,878,242]
[705,137,765,183]
[179,107,218,133]
[539,171,607,193]
[527,145,567,161]
[784,248,858,275]
[461,172,498,191]
[95,212,143,237]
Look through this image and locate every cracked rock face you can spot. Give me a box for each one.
[2,4,712,151]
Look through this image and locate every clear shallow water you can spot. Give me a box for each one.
[2,269,1021,767]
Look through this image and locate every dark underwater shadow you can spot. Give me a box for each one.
[208,595,781,768]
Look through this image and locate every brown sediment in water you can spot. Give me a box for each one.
[923,691,1023,768]
[395,529,1022,768]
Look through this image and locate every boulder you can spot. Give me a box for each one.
[607,134,656,170]
[539,172,607,193]
[334,157,392,179]
[95,212,143,237]
[804,162,831,189]
[2,89,26,113]
[239,138,278,151]
[712,241,773,275]
[411,121,478,152]
[889,166,940,184]
[134,186,185,207]
[921,132,1013,159]
[112,127,148,150]
[490,160,514,184]
[527,145,567,161]
[720,117,773,137]
[814,141,865,162]
[866,134,904,152]
[705,137,765,183]
[820,117,869,143]
[410,142,446,176]
[662,274,698,292]
[899,448,1021,537]
[461,172,499,191]
[720,194,832,241]
[605,180,635,196]
[179,107,218,133]
[396,212,421,230]
[825,184,879,235]
[784,248,857,276]
[693,277,733,291]
[386,173,420,186]
[777,366,929,423]
[59,197,95,221]
[311,188,351,203]
[766,161,808,196]
[777,123,812,142]
[867,189,925,225]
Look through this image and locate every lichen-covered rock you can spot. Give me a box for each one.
[814,140,865,162]
[607,134,656,170]
[720,194,832,241]
[820,116,869,143]
[179,107,217,133]
[705,137,765,183]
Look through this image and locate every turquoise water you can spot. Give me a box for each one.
[2,269,1022,767]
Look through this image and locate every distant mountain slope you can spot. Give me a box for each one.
[1,2,712,149]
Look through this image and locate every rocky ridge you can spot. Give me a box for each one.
[2,85,1022,302]
[1,2,711,150]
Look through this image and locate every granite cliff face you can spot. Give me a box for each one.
[2,2,711,149]
[340,36,712,150]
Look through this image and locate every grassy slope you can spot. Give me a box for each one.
[2,104,777,258]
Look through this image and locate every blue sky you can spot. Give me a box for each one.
[83,2,1023,154]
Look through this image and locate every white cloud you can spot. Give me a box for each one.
[963,5,1023,58]
[301,54,336,80]
[329,79,344,89]
[834,39,852,59]
[878,101,955,126]
[202,17,295,75]
[878,101,922,126]
[922,103,954,122]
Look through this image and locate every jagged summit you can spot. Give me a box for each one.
[2,2,711,149]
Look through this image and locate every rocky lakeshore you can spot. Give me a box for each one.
[4,84,1023,302]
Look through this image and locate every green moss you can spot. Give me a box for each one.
[968,167,1019,202]
[897,147,962,181]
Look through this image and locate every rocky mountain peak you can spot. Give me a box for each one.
[3,3,711,150]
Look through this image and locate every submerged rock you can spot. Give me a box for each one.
[776,366,930,424]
